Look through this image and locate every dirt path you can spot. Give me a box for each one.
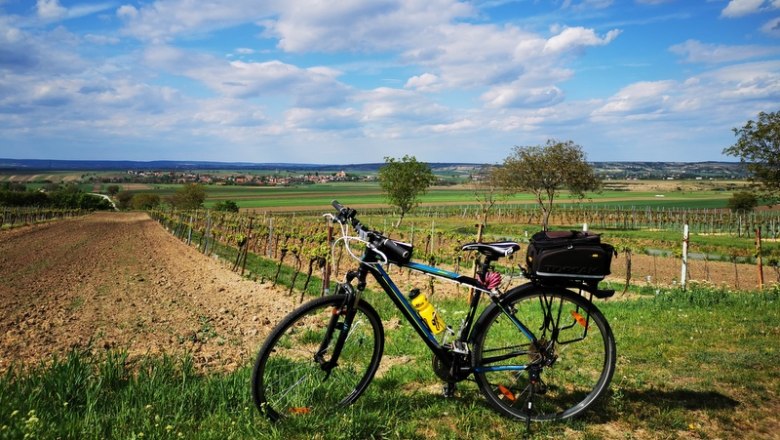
[0,212,296,372]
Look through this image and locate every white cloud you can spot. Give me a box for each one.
[37,0,66,21]
[360,87,448,123]
[263,0,474,53]
[721,0,771,18]
[117,0,276,43]
[405,73,440,92]
[193,98,266,127]
[543,27,621,54]
[482,84,564,109]
[594,80,677,116]
[593,61,780,126]
[284,107,361,131]
[669,39,780,63]
[762,16,780,37]
[37,0,116,22]
[143,46,352,107]
[116,5,138,20]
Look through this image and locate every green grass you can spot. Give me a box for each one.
[1,285,777,439]
[126,181,735,211]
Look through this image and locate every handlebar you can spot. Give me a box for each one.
[331,200,398,260]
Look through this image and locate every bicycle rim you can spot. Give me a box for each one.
[473,287,615,421]
[251,295,384,421]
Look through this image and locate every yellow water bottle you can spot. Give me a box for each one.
[409,289,446,334]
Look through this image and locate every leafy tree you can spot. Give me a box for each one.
[116,191,134,210]
[0,182,26,192]
[0,190,47,207]
[492,139,600,230]
[106,185,121,196]
[77,193,113,210]
[727,191,758,214]
[378,155,436,227]
[723,110,780,204]
[213,200,240,212]
[131,193,161,210]
[170,183,206,210]
[472,166,502,228]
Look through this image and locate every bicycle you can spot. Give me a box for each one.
[251,201,616,424]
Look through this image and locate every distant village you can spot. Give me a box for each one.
[115,170,363,186]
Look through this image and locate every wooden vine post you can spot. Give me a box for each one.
[756,226,764,289]
[680,224,689,290]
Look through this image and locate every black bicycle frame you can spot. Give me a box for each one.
[355,249,539,374]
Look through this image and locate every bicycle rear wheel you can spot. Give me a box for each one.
[251,294,384,421]
[472,284,615,421]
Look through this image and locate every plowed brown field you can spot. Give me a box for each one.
[0,212,295,372]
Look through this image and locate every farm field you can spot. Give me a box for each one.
[1,211,778,439]
[125,180,741,212]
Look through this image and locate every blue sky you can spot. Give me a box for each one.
[0,0,778,164]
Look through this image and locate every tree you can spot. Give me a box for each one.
[723,110,780,205]
[213,200,240,212]
[472,166,502,229]
[492,139,600,230]
[170,183,206,210]
[378,155,436,227]
[131,193,161,210]
[77,193,113,210]
[116,191,134,210]
[106,185,121,196]
[727,191,758,214]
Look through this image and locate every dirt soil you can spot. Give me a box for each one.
[0,212,297,372]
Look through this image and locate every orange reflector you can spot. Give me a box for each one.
[571,311,588,328]
[288,407,311,415]
[498,384,517,402]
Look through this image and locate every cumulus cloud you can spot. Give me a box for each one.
[543,27,621,54]
[762,16,780,37]
[593,60,780,123]
[594,80,677,116]
[263,0,474,53]
[117,0,276,42]
[721,0,773,18]
[36,0,66,21]
[359,87,450,125]
[669,39,780,63]
[37,0,116,22]
[143,45,352,107]
[405,73,440,91]
[481,84,564,109]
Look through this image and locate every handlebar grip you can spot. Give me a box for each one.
[331,200,346,213]
[380,238,410,262]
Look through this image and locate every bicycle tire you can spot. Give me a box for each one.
[251,294,384,421]
[472,284,616,421]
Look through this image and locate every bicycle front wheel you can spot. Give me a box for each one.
[472,284,616,421]
[251,294,384,421]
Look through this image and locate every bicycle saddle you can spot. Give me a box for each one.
[461,241,520,259]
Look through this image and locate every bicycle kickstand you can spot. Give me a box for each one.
[443,382,456,398]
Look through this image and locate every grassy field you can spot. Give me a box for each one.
[109,181,739,211]
[1,286,777,439]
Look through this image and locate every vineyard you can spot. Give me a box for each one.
[149,203,780,296]
[0,207,89,229]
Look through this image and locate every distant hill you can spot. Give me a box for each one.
[0,158,747,179]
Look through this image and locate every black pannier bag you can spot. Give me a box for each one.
[526,230,615,281]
